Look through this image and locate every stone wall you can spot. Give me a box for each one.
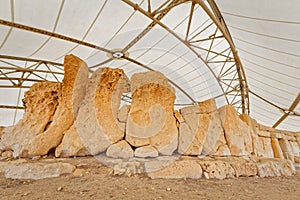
[0,54,299,179]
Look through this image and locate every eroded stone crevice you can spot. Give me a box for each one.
[0,54,299,180]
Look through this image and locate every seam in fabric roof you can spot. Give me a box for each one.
[229,25,300,43]
[222,12,300,25]
[27,0,65,58]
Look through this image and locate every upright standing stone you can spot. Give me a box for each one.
[0,81,61,157]
[240,114,263,156]
[27,55,89,156]
[218,105,252,156]
[125,71,178,155]
[76,68,130,155]
[258,137,274,158]
[55,124,89,157]
[279,137,295,162]
[178,99,227,156]
[271,138,284,159]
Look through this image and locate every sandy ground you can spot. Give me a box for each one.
[0,156,299,200]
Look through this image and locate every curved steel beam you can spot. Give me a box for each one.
[0,19,112,54]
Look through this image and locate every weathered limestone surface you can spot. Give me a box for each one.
[271,138,284,159]
[147,160,202,179]
[125,71,178,155]
[256,158,295,177]
[178,99,227,156]
[290,141,300,157]
[0,81,61,157]
[218,157,257,177]
[117,105,130,123]
[27,55,88,157]
[279,138,295,162]
[258,137,274,158]
[240,114,263,156]
[219,105,252,156]
[4,162,75,180]
[76,68,130,155]
[198,160,236,179]
[0,159,27,173]
[134,145,158,158]
[106,140,133,159]
[55,124,89,157]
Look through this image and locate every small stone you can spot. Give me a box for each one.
[134,145,159,158]
[73,168,85,177]
[57,187,63,191]
[31,156,41,161]
[1,150,13,159]
[166,187,171,191]
[106,140,134,159]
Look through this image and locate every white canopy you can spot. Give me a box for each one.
[0,0,299,131]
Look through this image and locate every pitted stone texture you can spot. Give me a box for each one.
[218,105,252,156]
[178,99,227,156]
[125,71,178,155]
[256,158,295,177]
[240,114,263,156]
[147,160,202,179]
[106,140,134,159]
[27,55,88,157]
[198,160,236,179]
[0,81,61,157]
[218,157,257,177]
[4,162,75,180]
[134,145,158,158]
[55,124,90,157]
[76,68,130,155]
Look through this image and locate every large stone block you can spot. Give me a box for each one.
[147,160,202,179]
[198,160,236,179]
[258,137,274,158]
[240,114,263,156]
[55,124,89,157]
[0,81,61,157]
[256,158,295,177]
[125,71,178,155]
[271,138,284,159]
[76,68,130,155]
[4,162,75,180]
[27,54,89,157]
[178,99,227,156]
[218,105,252,156]
[278,138,295,162]
[290,141,300,157]
[217,157,258,177]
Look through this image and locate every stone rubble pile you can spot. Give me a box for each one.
[0,54,299,180]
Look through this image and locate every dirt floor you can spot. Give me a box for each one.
[0,156,299,200]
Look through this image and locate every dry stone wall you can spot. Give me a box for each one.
[0,54,299,180]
